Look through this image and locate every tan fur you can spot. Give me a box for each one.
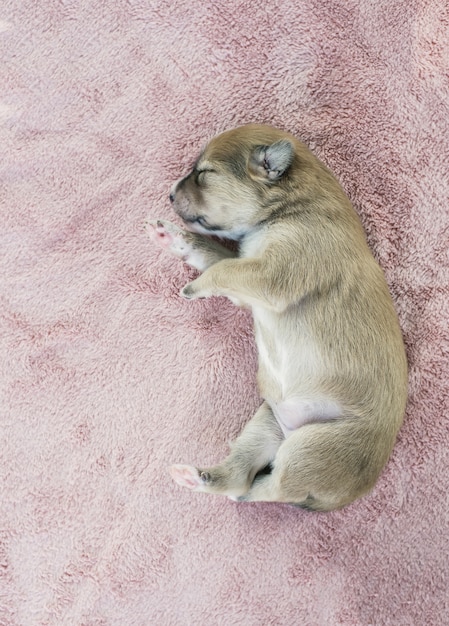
[147,124,408,511]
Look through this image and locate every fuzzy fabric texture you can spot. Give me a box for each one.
[1,1,449,624]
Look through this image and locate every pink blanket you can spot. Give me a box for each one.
[2,1,448,624]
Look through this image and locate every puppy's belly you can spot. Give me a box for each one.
[254,307,323,394]
[271,397,342,438]
[253,307,342,437]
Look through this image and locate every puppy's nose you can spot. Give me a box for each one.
[169,191,175,203]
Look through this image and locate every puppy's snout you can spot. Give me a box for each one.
[169,180,179,204]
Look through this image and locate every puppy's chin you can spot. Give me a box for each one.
[173,205,248,240]
[185,220,248,240]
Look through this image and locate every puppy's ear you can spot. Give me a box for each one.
[249,140,294,181]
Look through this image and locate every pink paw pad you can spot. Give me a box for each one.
[169,464,206,490]
[146,220,176,249]
[146,220,192,261]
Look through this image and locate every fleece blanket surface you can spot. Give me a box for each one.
[1,1,449,624]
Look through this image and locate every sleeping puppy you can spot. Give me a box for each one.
[146,124,408,511]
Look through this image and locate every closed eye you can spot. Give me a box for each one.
[184,215,209,227]
[195,216,208,227]
[195,168,216,185]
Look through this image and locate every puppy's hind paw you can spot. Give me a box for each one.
[169,464,210,491]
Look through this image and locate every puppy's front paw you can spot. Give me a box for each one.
[146,219,192,260]
[180,282,197,299]
[180,279,209,300]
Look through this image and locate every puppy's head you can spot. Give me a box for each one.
[170,125,298,239]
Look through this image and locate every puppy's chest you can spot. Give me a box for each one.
[238,229,268,258]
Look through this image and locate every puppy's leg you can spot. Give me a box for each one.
[239,442,307,506]
[180,258,294,312]
[240,420,375,511]
[146,219,235,271]
[170,402,284,499]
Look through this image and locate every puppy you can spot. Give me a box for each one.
[147,124,408,511]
